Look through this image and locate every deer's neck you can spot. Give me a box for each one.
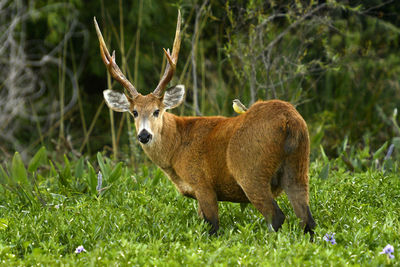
[140,112,180,169]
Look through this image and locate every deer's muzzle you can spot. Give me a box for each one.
[138,129,152,144]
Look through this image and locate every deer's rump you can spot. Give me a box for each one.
[223,100,309,201]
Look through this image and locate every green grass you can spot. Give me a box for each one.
[0,151,399,266]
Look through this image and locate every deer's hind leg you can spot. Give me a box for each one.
[227,121,287,231]
[232,166,286,232]
[281,156,316,237]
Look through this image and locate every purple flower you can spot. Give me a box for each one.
[380,244,394,259]
[323,233,336,245]
[75,245,86,254]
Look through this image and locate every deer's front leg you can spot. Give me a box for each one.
[195,188,219,235]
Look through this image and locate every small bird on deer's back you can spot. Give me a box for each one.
[232,99,248,114]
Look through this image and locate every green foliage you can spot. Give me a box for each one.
[0,165,11,186]
[0,147,128,206]
[332,133,400,173]
[0,150,399,265]
[1,0,400,161]
[74,157,84,179]
[225,1,336,104]
[28,147,47,173]
[11,152,29,187]
[109,162,123,184]
[7,152,35,205]
[96,152,123,190]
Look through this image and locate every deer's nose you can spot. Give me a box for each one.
[138,129,152,144]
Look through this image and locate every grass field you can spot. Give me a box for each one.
[0,150,399,266]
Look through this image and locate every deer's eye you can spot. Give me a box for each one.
[133,110,138,118]
[153,109,160,117]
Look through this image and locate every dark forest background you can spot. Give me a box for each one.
[1,0,399,166]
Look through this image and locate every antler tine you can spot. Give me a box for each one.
[153,10,182,97]
[93,17,139,99]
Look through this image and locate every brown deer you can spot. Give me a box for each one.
[93,11,316,237]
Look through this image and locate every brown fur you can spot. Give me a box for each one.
[131,96,315,236]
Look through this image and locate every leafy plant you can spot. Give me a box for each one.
[0,148,127,205]
[0,147,48,206]
[95,152,123,195]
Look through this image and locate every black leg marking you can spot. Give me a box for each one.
[271,200,285,232]
[304,206,316,240]
[204,216,219,236]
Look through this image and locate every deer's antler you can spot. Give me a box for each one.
[153,10,182,97]
[94,17,139,99]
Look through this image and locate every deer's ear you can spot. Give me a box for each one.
[103,90,130,112]
[163,85,185,110]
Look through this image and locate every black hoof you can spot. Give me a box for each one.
[208,227,218,236]
[272,200,285,232]
[304,206,316,241]
[204,217,219,236]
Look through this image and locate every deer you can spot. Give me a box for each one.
[93,10,316,237]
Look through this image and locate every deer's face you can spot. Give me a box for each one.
[103,85,185,146]
[131,94,163,145]
[95,10,183,146]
